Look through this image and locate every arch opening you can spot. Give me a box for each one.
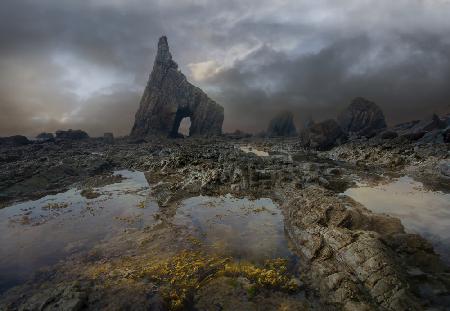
[170,107,191,138]
[178,117,191,137]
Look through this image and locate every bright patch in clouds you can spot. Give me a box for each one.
[52,51,135,100]
[188,60,222,81]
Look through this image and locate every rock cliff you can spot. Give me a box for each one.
[131,36,224,138]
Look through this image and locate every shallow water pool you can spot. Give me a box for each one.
[0,170,157,292]
[344,176,450,263]
[239,145,269,157]
[174,195,295,264]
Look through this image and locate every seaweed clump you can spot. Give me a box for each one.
[86,251,300,310]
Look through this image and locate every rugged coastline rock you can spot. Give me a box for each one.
[36,132,54,141]
[0,134,449,309]
[338,97,386,136]
[300,119,345,150]
[266,111,297,137]
[55,129,89,140]
[0,135,30,146]
[131,36,224,138]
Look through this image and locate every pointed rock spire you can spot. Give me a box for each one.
[131,36,223,138]
[155,36,174,66]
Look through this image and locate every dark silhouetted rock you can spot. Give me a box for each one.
[300,119,345,150]
[408,114,447,133]
[393,114,449,144]
[0,135,30,146]
[338,97,386,135]
[444,128,450,143]
[401,131,426,141]
[224,130,252,140]
[422,114,447,132]
[266,111,297,137]
[381,131,398,139]
[55,129,89,140]
[36,132,54,141]
[103,133,114,144]
[131,36,224,138]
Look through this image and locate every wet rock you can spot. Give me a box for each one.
[131,36,224,138]
[55,129,89,140]
[17,282,88,311]
[338,97,386,135]
[0,135,30,146]
[194,276,309,311]
[266,111,297,137]
[300,119,345,150]
[80,188,100,199]
[281,185,449,310]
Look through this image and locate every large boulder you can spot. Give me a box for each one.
[0,135,30,146]
[266,111,297,137]
[55,129,89,140]
[338,97,386,135]
[300,119,345,150]
[131,36,224,138]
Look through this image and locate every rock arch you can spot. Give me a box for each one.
[131,36,224,138]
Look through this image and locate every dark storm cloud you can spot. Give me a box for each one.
[0,0,449,136]
[204,34,450,132]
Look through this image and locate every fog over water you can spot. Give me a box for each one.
[1,0,450,136]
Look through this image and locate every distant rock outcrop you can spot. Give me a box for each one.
[36,132,54,141]
[338,97,386,135]
[0,135,30,146]
[266,111,297,137]
[103,133,114,144]
[131,36,224,138]
[392,114,449,144]
[55,129,89,140]
[300,119,345,150]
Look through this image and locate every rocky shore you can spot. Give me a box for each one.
[0,131,448,310]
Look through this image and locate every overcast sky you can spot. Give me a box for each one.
[1,0,449,136]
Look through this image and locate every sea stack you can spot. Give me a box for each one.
[338,97,386,135]
[131,36,224,138]
[266,111,297,137]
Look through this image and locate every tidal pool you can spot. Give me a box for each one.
[0,170,156,293]
[344,176,450,263]
[174,195,295,264]
[239,145,269,157]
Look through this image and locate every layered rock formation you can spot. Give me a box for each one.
[338,97,386,135]
[266,111,297,137]
[131,36,224,138]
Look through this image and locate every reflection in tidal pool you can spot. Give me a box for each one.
[174,195,295,264]
[0,170,156,293]
[344,176,450,263]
